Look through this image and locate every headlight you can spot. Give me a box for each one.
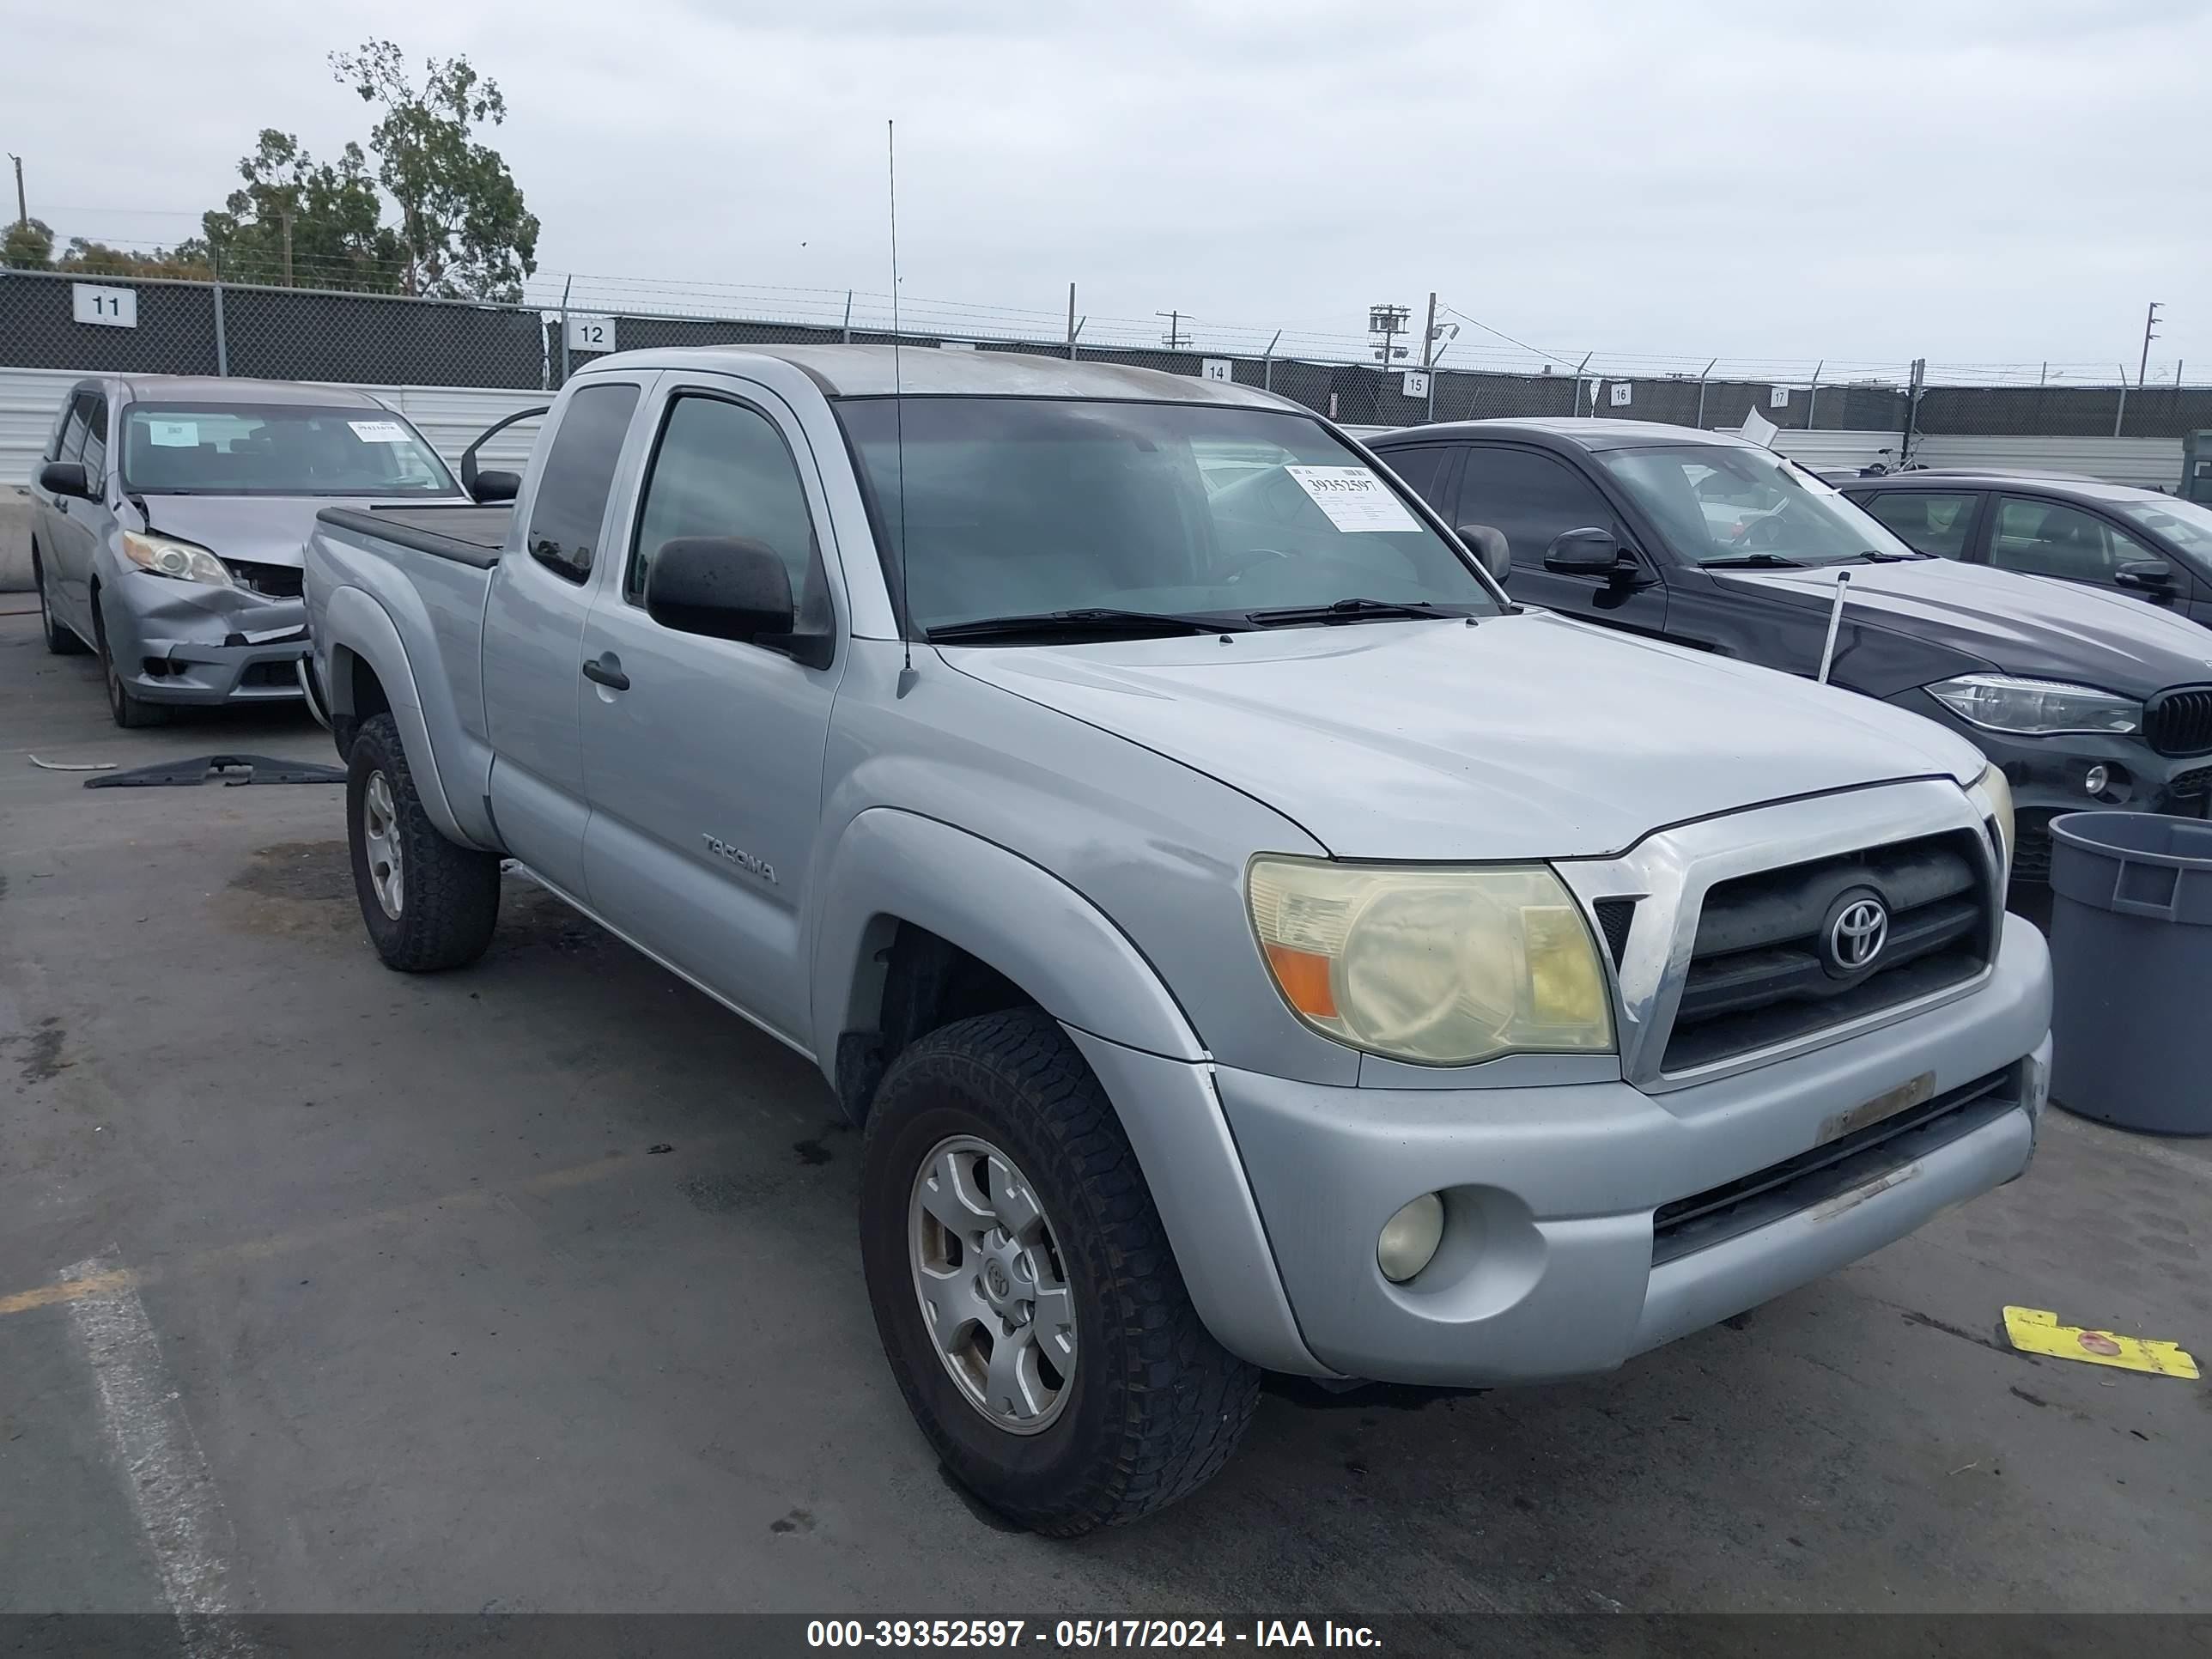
[1927,674,2138,737]
[121,531,232,588]
[1247,857,1614,1066]
[1969,763,2014,879]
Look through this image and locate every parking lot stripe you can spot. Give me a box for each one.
[0,1140,727,1322]
[63,1249,256,1656]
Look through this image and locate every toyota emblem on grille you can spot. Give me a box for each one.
[1828,896,1889,972]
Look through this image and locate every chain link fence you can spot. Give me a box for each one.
[6,266,2209,441]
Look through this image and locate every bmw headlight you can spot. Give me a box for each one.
[1247,857,1614,1066]
[121,531,233,588]
[1928,675,2138,737]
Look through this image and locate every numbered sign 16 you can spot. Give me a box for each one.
[1200,359,1235,384]
[565,314,617,353]
[1608,381,1632,407]
[72,284,138,330]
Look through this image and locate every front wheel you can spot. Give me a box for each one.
[93,604,166,727]
[860,1009,1259,1535]
[33,550,87,655]
[346,713,501,971]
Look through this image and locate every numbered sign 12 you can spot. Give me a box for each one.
[565,314,617,353]
[72,284,138,330]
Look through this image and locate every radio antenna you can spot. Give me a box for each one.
[888,118,913,679]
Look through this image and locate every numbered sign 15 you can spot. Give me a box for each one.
[72,284,138,330]
[1401,370,1431,398]
[565,314,617,353]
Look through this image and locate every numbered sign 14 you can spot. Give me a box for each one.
[565,314,617,353]
[1200,359,1235,384]
[72,284,138,330]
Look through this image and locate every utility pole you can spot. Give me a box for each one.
[1368,302,1410,376]
[1156,310,1189,350]
[1066,283,1077,358]
[8,154,23,228]
[1420,291,1437,368]
[2139,301,2163,388]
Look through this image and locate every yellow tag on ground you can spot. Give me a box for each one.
[2002,1306,2200,1379]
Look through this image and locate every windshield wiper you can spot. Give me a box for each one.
[1850,548,1927,562]
[1700,552,1808,568]
[925,608,1246,644]
[1243,598,1464,628]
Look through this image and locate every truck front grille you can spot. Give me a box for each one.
[1650,1066,2016,1265]
[1661,830,1995,1074]
[2144,686,2212,757]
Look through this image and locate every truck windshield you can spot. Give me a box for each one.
[1597,443,1921,567]
[119,403,458,497]
[834,398,1498,636]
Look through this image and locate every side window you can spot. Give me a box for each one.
[1990,495,2154,583]
[524,383,641,584]
[626,392,820,611]
[1863,490,1978,559]
[1455,445,1621,568]
[78,397,109,488]
[52,393,92,465]
[1376,445,1453,513]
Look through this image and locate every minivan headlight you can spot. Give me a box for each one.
[121,531,233,588]
[1928,675,2138,737]
[1247,857,1614,1066]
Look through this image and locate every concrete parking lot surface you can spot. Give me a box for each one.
[2,607,2207,1621]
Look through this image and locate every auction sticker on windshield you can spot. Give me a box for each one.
[348,420,410,443]
[1285,465,1420,532]
[148,421,198,448]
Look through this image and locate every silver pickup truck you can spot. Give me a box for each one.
[305,346,2051,1535]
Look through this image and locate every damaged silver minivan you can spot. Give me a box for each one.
[28,374,465,726]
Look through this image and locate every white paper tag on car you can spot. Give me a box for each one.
[148,421,198,447]
[1284,465,1420,532]
[348,420,409,443]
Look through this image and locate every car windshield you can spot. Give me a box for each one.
[119,403,458,496]
[833,398,1498,635]
[1597,442,1920,566]
[2116,495,2212,556]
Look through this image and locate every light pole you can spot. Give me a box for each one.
[2139,301,2163,388]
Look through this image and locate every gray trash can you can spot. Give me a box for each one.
[2047,811,2212,1134]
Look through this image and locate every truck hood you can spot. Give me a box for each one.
[138,492,466,568]
[941,611,1986,861]
[1717,558,2212,697]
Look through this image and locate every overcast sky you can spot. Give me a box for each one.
[9,0,2209,378]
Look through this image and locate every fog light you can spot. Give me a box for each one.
[1376,1194,1445,1284]
[2084,764,2109,796]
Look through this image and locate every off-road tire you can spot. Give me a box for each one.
[346,713,501,972]
[93,602,167,727]
[860,1009,1260,1535]
[33,548,88,655]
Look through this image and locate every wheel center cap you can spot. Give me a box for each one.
[985,1261,1012,1299]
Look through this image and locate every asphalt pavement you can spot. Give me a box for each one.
[1,608,2207,1624]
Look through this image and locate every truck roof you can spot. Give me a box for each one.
[1376,417,1754,453]
[573,345,1298,410]
[112,374,391,407]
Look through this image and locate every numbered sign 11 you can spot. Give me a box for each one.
[72,284,138,330]
[565,314,617,353]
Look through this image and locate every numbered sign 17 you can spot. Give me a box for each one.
[72,284,138,330]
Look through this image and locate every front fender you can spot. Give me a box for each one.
[809,808,1204,1066]
[322,585,487,848]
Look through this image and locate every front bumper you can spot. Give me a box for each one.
[101,570,307,706]
[1204,919,2051,1387]
[1887,689,2211,879]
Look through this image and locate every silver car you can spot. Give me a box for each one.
[27,374,465,726]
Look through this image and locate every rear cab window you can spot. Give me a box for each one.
[1862,490,1980,558]
[526,382,643,584]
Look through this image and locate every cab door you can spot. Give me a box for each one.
[575,376,848,1046]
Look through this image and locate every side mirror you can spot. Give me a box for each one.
[1457,523,1511,584]
[471,468,521,504]
[1544,526,1626,576]
[2117,558,2174,591]
[39,460,93,501]
[646,536,801,647]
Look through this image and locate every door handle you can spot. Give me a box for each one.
[581,653,629,691]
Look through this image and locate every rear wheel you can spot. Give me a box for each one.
[345,713,501,971]
[93,602,166,727]
[33,549,87,655]
[860,1009,1259,1534]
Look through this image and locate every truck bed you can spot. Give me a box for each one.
[316,503,514,569]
